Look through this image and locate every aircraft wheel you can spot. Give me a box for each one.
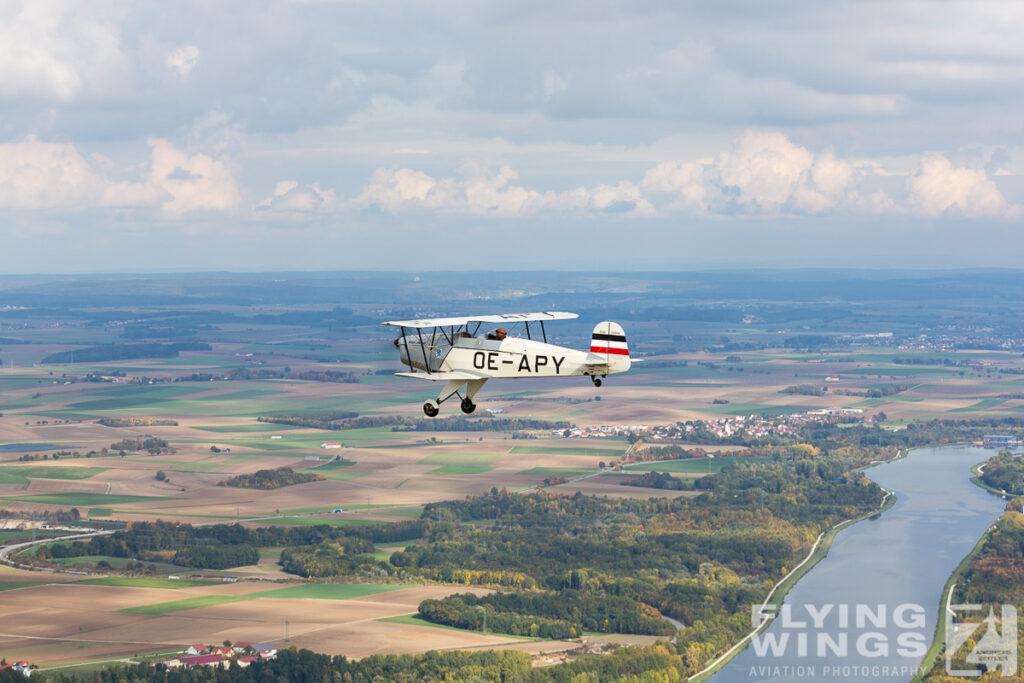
[592,376,602,387]
[460,398,476,414]
[423,401,439,417]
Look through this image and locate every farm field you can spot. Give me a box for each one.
[4,272,1024,668]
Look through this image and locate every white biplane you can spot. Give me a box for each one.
[383,312,632,417]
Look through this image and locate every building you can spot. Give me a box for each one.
[177,654,229,669]
[10,661,32,677]
[320,442,342,449]
[983,435,1016,449]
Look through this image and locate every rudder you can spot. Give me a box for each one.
[591,321,631,372]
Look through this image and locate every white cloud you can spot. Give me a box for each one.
[355,166,651,217]
[166,45,200,77]
[0,136,105,208]
[906,154,1020,218]
[642,131,860,215]
[0,1,123,102]
[0,136,238,217]
[257,180,337,212]
[713,130,815,211]
[353,131,1018,222]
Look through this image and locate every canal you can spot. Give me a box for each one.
[710,445,1006,682]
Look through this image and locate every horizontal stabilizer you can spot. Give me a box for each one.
[394,370,487,381]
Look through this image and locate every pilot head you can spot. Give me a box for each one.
[494,327,507,340]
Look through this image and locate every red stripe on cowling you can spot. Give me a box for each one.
[590,346,629,356]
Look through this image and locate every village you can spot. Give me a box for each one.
[555,407,868,441]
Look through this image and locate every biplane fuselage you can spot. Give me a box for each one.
[384,312,633,417]
[399,336,594,378]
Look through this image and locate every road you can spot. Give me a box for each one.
[0,529,116,571]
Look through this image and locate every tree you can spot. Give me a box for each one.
[156,470,167,481]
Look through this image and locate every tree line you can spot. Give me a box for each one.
[217,467,324,489]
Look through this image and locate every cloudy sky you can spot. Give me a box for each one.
[2,0,1023,273]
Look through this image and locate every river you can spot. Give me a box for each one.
[709,445,1006,683]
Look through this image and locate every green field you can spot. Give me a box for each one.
[377,613,472,632]
[508,446,623,456]
[516,467,596,477]
[117,582,410,614]
[0,493,170,506]
[0,530,63,542]
[318,469,369,482]
[951,398,1007,412]
[117,594,253,614]
[418,452,500,465]
[258,583,410,600]
[427,465,494,475]
[377,613,535,639]
[49,555,180,573]
[256,517,386,527]
[315,458,355,470]
[194,423,305,433]
[0,581,48,592]
[87,508,113,517]
[75,576,217,589]
[0,465,106,484]
[64,384,208,411]
[627,456,774,474]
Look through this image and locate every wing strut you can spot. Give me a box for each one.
[540,321,547,343]
[415,328,431,375]
[399,326,414,373]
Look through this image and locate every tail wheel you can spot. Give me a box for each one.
[460,397,477,414]
[423,401,439,417]
[592,376,602,387]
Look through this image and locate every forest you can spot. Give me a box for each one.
[979,451,1024,495]
[33,520,428,571]
[217,467,325,489]
[257,413,572,433]
[49,643,698,682]
[924,505,1024,681]
[40,342,211,363]
[418,591,676,638]
[622,471,687,490]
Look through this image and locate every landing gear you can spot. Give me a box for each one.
[592,376,603,387]
[460,397,477,414]
[423,401,439,417]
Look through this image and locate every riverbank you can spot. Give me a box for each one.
[689,476,900,682]
[911,453,1012,681]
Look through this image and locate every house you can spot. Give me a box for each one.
[237,657,258,668]
[320,442,342,449]
[178,654,229,669]
[253,642,277,659]
[186,644,207,655]
[11,661,32,677]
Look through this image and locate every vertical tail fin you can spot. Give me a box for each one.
[591,321,631,372]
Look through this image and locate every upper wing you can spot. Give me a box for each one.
[382,311,578,328]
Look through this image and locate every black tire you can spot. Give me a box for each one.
[423,402,439,417]
[460,398,476,414]
[593,377,602,387]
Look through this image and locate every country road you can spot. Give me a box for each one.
[0,529,116,571]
